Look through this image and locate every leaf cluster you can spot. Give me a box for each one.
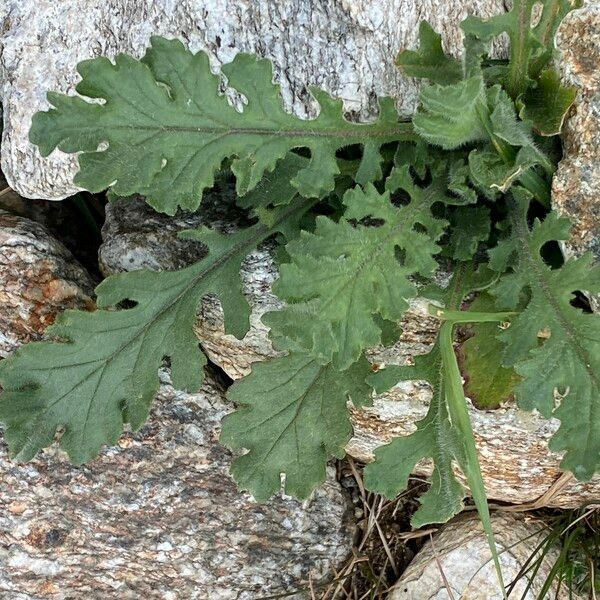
[1,1,595,554]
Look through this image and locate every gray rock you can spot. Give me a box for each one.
[554,3,600,308]
[0,370,355,599]
[0,200,356,600]
[0,0,508,200]
[99,196,600,509]
[389,512,576,600]
[0,211,95,357]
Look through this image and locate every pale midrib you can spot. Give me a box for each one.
[104,122,414,140]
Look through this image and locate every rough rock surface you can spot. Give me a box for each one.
[0,0,508,200]
[554,3,600,272]
[0,211,95,357]
[99,197,600,508]
[390,512,573,600]
[0,370,355,600]
[0,199,356,599]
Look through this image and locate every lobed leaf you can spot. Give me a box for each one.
[30,37,413,215]
[490,193,600,480]
[265,172,451,369]
[221,352,371,500]
[0,199,313,463]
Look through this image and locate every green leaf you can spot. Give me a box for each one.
[396,21,462,85]
[449,205,491,261]
[364,343,467,526]
[459,294,521,409]
[519,69,577,136]
[364,265,500,527]
[265,175,448,369]
[462,0,579,99]
[0,199,314,463]
[221,352,371,501]
[29,37,413,215]
[236,152,309,211]
[413,76,488,149]
[491,194,600,480]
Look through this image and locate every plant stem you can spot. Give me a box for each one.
[430,307,518,323]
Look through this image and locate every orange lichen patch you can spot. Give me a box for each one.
[0,213,95,356]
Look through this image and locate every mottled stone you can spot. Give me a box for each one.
[554,3,600,308]
[0,370,356,599]
[0,211,95,357]
[390,512,577,600]
[99,197,600,508]
[0,0,508,200]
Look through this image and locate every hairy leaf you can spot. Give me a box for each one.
[365,266,499,526]
[365,344,466,526]
[396,21,462,85]
[0,200,313,463]
[265,173,449,369]
[490,194,600,480]
[462,0,579,99]
[30,36,412,214]
[413,76,488,149]
[519,69,577,136]
[221,352,371,500]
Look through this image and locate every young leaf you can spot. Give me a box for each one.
[0,199,314,463]
[265,173,448,369]
[462,0,579,99]
[396,21,462,85]
[29,37,413,215]
[491,194,600,480]
[519,69,577,136]
[221,352,371,501]
[459,294,521,409]
[412,76,489,149]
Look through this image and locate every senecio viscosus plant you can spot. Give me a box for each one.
[0,0,596,589]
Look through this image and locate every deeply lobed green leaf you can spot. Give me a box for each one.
[491,194,600,480]
[30,37,413,215]
[265,173,450,369]
[0,199,313,463]
[221,352,371,500]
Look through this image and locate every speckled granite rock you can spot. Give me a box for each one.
[99,197,600,508]
[0,211,95,357]
[389,512,575,600]
[554,3,600,309]
[0,370,356,599]
[0,0,508,200]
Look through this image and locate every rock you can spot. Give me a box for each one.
[0,369,356,599]
[554,3,600,309]
[0,0,508,200]
[0,211,95,357]
[99,196,600,509]
[389,512,575,599]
